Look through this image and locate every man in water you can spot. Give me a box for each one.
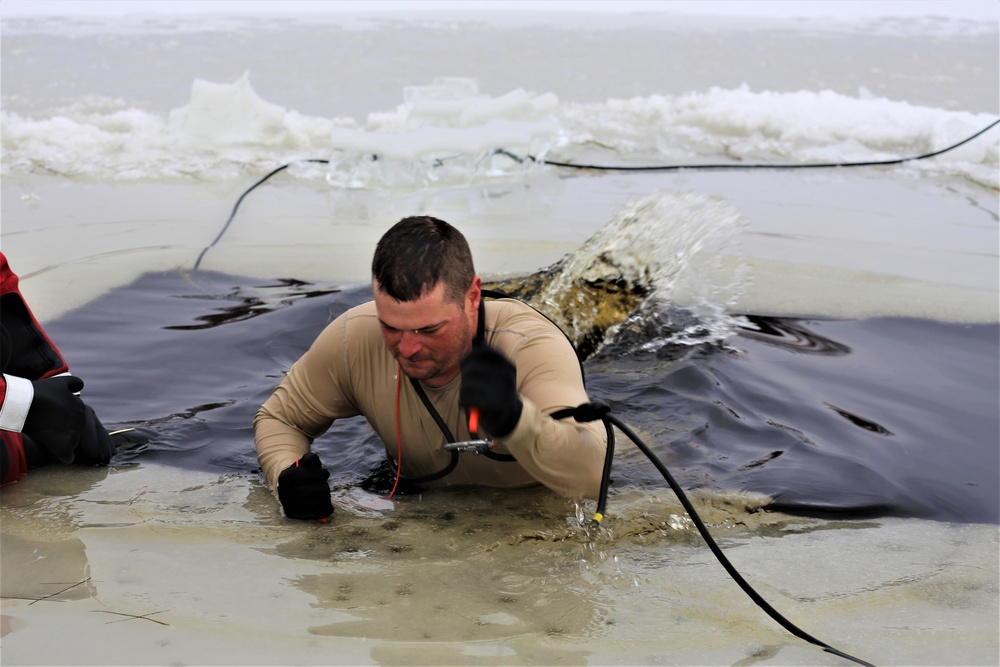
[254,216,607,520]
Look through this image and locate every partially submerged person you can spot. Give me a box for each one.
[1,252,120,485]
[254,216,608,520]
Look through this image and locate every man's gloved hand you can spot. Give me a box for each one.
[277,452,334,521]
[74,406,117,466]
[22,375,85,464]
[459,343,523,439]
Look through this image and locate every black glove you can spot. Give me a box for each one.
[459,343,523,438]
[22,375,85,464]
[74,406,117,466]
[277,452,334,521]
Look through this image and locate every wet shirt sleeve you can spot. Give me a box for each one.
[489,302,607,500]
[253,309,363,492]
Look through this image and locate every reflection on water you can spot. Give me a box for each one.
[824,403,895,437]
[163,278,342,331]
[735,315,851,356]
[41,269,1000,525]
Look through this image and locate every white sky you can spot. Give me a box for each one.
[1,0,997,20]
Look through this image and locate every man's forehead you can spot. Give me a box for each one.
[373,281,458,324]
[372,278,449,303]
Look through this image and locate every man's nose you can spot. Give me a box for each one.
[397,331,423,357]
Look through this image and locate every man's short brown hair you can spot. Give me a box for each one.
[372,216,475,303]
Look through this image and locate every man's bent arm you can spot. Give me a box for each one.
[491,319,608,500]
[254,314,359,493]
[501,397,606,500]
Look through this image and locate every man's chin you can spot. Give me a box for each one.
[399,361,434,380]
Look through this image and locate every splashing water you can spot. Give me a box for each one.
[526,190,749,357]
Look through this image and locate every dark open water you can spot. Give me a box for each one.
[46,269,999,525]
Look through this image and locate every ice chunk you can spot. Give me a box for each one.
[327,77,562,189]
[170,71,288,145]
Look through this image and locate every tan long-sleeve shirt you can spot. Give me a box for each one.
[254,298,606,500]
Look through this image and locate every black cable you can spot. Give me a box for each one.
[602,410,875,667]
[594,418,615,521]
[193,159,329,270]
[193,120,997,270]
[533,118,999,172]
[554,402,875,665]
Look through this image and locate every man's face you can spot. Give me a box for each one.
[374,277,481,388]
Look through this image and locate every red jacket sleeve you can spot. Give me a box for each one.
[1,251,70,380]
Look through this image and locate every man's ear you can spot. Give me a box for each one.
[467,276,483,313]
